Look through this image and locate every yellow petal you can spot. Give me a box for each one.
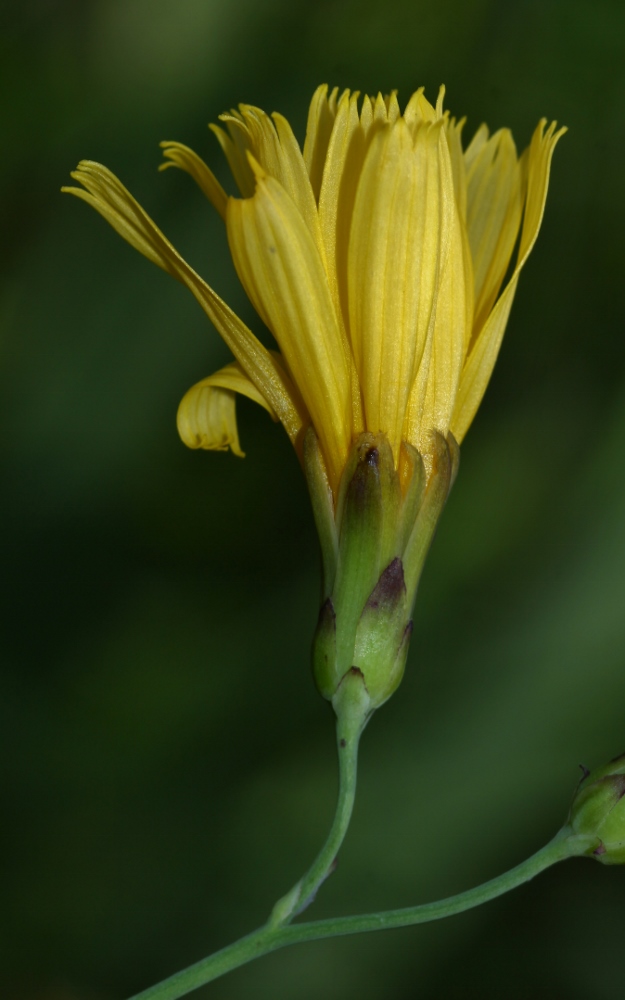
[444,115,475,358]
[213,105,322,254]
[318,89,399,334]
[317,91,367,435]
[271,111,323,249]
[372,92,390,126]
[159,141,228,220]
[62,161,304,443]
[404,193,469,450]
[317,85,413,286]
[518,119,567,262]
[348,119,454,463]
[318,91,363,326]
[195,359,278,414]
[465,127,523,341]
[303,84,340,202]
[404,86,438,127]
[463,123,489,170]
[177,360,279,456]
[450,273,519,443]
[451,119,566,442]
[444,116,467,222]
[209,119,256,197]
[385,90,401,123]
[435,85,446,118]
[227,167,351,491]
[178,381,242,456]
[359,94,373,132]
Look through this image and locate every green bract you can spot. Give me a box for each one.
[306,428,457,711]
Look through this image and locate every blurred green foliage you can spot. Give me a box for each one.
[2,0,625,997]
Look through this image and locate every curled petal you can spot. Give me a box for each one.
[177,361,278,456]
[62,161,305,443]
[159,141,228,220]
[178,383,242,456]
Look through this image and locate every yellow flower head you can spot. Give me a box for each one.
[64,85,565,496]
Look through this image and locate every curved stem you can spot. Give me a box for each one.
[283,701,362,920]
[126,829,596,1000]
[268,668,369,927]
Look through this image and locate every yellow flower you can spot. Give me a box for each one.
[63,85,565,496]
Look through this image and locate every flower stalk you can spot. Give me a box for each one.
[269,667,370,926]
[126,826,598,1000]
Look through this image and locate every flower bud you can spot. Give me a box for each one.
[568,754,625,864]
[305,428,456,713]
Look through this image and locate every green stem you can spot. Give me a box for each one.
[127,829,595,1000]
[268,667,370,927]
[285,698,363,919]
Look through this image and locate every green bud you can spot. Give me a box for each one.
[568,754,625,864]
[307,430,456,713]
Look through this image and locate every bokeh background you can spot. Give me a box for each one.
[3,0,625,997]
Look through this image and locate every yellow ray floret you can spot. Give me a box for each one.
[450,119,565,441]
[348,117,458,463]
[64,86,565,497]
[159,141,228,220]
[177,360,277,456]
[62,161,305,447]
[227,158,351,490]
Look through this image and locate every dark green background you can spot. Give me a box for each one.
[3,0,625,997]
